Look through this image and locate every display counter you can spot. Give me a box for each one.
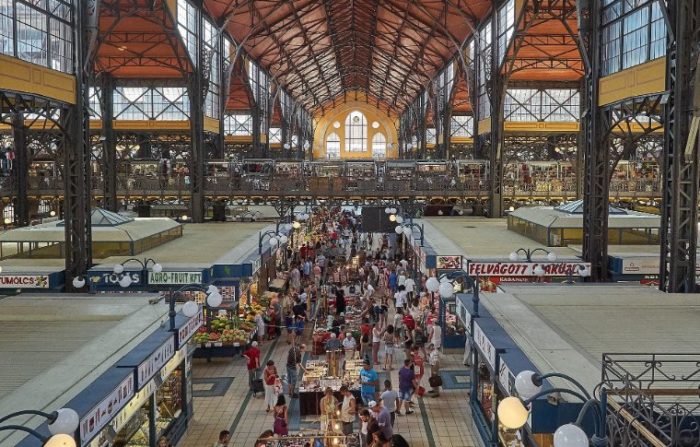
[298,359,365,416]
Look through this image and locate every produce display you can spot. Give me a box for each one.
[193,313,255,346]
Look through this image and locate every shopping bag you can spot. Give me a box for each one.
[416,385,426,397]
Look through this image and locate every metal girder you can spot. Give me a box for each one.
[659,0,700,292]
[188,5,205,223]
[488,12,505,218]
[11,113,29,227]
[100,74,118,211]
[579,0,609,282]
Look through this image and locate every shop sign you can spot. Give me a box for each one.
[148,271,203,285]
[137,338,175,389]
[177,308,204,346]
[103,349,185,445]
[467,262,592,277]
[473,322,496,371]
[618,257,700,275]
[436,255,462,270]
[252,257,261,275]
[80,374,135,446]
[0,274,49,288]
[498,361,514,396]
[88,272,143,287]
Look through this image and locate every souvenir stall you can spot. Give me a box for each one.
[345,161,376,191]
[435,257,467,349]
[256,433,360,447]
[298,358,364,416]
[39,315,199,447]
[384,161,415,191]
[455,295,583,447]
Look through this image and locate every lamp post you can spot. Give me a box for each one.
[171,283,223,331]
[509,248,557,263]
[394,223,424,247]
[258,230,281,254]
[0,408,80,447]
[112,258,163,288]
[497,370,607,447]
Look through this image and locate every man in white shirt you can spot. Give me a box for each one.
[394,286,407,313]
[404,277,415,301]
[429,320,442,350]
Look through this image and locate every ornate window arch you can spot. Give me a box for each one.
[345,111,367,152]
[326,133,340,159]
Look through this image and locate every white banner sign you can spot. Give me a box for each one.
[498,361,514,396]
[0,275,49,288]
[178,308,204,346]
[467,262,592,277]
[473,321,496,371]
[137,338,175,388]
[148,271,203,285]
[80,374,135,446]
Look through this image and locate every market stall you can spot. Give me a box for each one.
[56,313,199,447]
[298,359,364,416]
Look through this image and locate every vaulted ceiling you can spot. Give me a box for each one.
[204,0,492,114]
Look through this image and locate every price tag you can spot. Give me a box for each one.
[205,342,212,348]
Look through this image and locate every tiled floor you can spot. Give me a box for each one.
[178,326,480,447]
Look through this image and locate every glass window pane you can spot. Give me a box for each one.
[344,111,367,152]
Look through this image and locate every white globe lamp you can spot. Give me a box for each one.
[152,263,163,273]
[395,226,403,234]
[514,370,542,399]
[269,236,279,247]
[533,265,545,277]
[497,396,529,430]
[438,281,454,298]
[113,264,124,274]
[48,408,80,435]
[118,275,132,288]
[395,215,403,224]
[389,214,396,222]
[553,424,589,447]
[207,284,219,294]
[72,277,85,289]
[426,277,440,293]
[44,434,77,447]
[293,221,301,229]
[547,252,557,262]
[207,291,223,308]
[279,235,288,245]
[182,300,199,318]
[509,252,519,261]
[403,227,412,237]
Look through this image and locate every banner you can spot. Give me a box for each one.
[148,271,203,285]
[436,255,462,270]
[467,262,591,277]
[0,275,49,288]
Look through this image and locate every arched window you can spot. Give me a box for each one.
[326,133,340,159]
[345,111,367,152]
[372,133,387,159]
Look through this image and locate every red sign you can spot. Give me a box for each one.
[467,262,591,277]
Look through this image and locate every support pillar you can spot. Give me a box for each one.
[189,71,206,223]
[61,0,94,288]
[580,0,610,281]
[488,13,505,218]
[11,113,29,227]
[101,74,118,212]
[659,0,700,292]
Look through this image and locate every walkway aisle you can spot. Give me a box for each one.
[178,333,479,447]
